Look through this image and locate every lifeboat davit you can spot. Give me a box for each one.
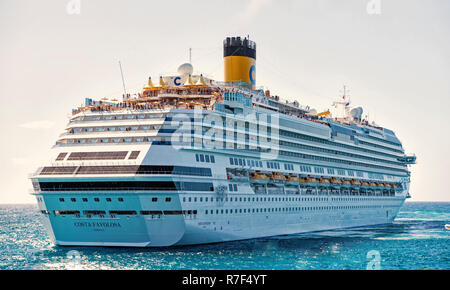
[330,177,342,189]
[360,181,370,189]
[249,172,269,185]
[369,182,378,190]
[351,179,361,189]
[319,178,331,188]
[286,175,300,187]
[270,172,286,187]
[303,177,319,187]
[375,183,384,191]
[341,179,352,189]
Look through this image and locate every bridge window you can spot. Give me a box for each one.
[56,152,67,161]
[129,151,140,160]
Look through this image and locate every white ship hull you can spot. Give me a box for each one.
[34,141,408,247]
[36,190,405,247]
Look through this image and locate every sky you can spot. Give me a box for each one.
[0,0,449,203]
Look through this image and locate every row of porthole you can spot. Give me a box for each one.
[58,197,172,203]
[70,125,160,133]
[183,196,312,203]
[205,205,391,215]
[62,136,161,144]
[59,197,124,203]
[55,195,394,204]
[182,195,389,203]
[73,113,165,122]
[46,209,197,216]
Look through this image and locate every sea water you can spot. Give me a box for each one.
[0,202,448,270]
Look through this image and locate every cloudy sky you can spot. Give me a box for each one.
[1,0,449,203]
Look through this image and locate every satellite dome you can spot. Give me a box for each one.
[177,63,194,76]
[350,107,363,119]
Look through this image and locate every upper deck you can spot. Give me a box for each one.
[69,79,402,150]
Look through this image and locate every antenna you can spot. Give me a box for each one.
[189,48,192,64]
[340,85,350,100]
[118,61,127,95]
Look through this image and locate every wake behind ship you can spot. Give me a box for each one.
[31,36,416,247]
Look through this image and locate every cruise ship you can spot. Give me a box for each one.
[31,36,416,247]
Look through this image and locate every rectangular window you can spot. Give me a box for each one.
[54,210,79,215]
[210,155,215,163]
[129,151,140,160]
[141,210,163,215]
[109,210,137,215]
[83,210,105,215]
[68,151,128,161]
[56,152,67,161]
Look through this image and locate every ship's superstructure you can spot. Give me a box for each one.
[31,37,416,247]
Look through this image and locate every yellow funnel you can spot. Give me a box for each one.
[223,36,256,89]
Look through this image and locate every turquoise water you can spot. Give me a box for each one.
[0,202,448,270]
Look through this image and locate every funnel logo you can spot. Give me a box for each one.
[249,65,256,85]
